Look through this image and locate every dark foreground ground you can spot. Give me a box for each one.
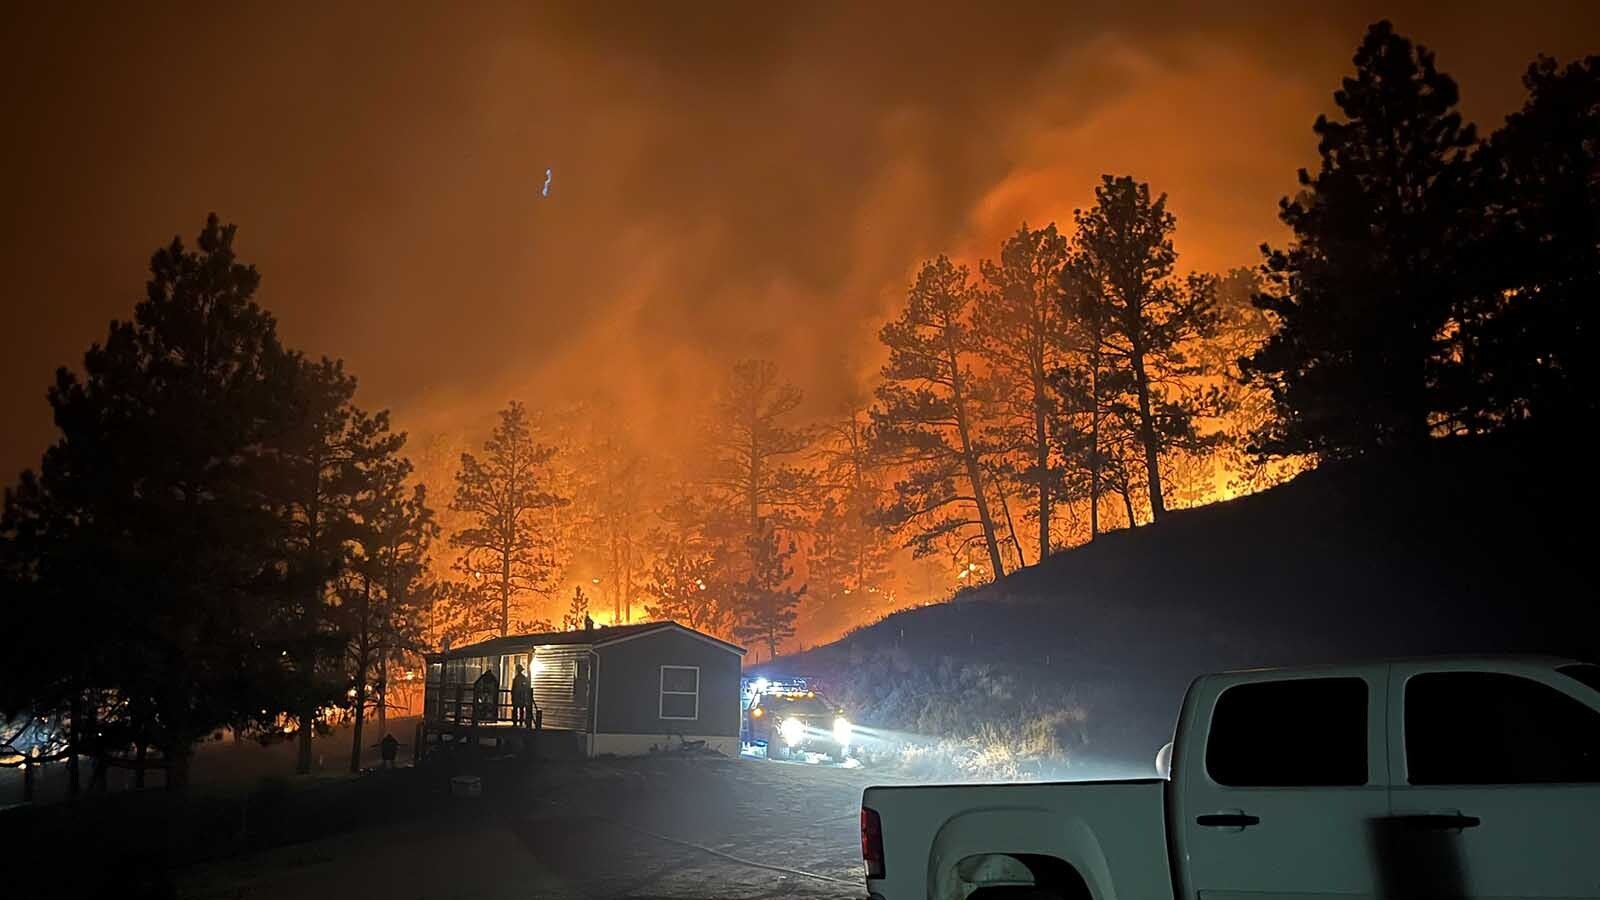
[4,744,879,900]
[186,753,873,900]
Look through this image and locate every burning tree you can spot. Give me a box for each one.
[807,409,896,632]
[448,401,567,638]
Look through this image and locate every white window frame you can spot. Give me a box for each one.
[659,665,700,721]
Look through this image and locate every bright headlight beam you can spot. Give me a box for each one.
[780,717,805,747]
[833,716,852,746]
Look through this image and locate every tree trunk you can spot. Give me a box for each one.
[500,555,511,637]
[995,478,1027,569]
[89,753,108,793]
[1129,345,1167,521]
[167,744,192,792]
[299,468,324,777]
[1035,394,1051,561]
[622,542,631,624]
[296,703,315,775]
[1121,481,1137,529]
[1089,358,1101,540]
[350,580,371,773]
[134,743,148,789]
[376,642,389,739]
[949,348,1006,580]
[610,527,621,624]
[67,692,81,798]
[349,681,367,774]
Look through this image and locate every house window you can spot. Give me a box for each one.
[660,666,699,720]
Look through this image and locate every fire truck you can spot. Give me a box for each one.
[740,676,853,762]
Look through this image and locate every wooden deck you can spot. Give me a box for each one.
[416,686,588,761]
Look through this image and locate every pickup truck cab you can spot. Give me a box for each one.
[861,655,1600,900]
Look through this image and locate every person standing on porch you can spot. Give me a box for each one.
[473,667,498,722]
[511,662,532,727]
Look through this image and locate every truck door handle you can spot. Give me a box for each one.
[1196,811,1260,828]
[1391,813,1481,830]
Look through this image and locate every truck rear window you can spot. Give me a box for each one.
[1405,671,1600,785]
[1205,677,1368,787]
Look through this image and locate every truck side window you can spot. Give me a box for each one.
[1405,672,1600,785]
[1206,677,1368,787]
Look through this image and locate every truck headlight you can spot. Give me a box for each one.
[833,716,853,746]
[780,717,806,747]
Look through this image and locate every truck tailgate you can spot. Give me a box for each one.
[862,778,1170,900]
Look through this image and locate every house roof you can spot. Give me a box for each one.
[426,620,746,662]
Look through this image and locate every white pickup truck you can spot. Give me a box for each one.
[861,655,1600,900]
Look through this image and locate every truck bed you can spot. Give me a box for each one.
[863,778,1171,900]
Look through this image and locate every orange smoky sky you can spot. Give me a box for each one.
[2,1,1597,479]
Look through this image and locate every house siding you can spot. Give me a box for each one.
[527,645,593,731]
[593,630,742,738]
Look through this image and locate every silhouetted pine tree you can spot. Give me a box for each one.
[1,215,305,789]
[1063,176,1220,522]
[1243,21,1478,458]
[733,520,803,661]
[873,257,1007,577]
[1465,54,1600,428]
[975,223,1074,561]
[449,401,566,638]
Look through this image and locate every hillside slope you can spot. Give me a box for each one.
[774,432,1597,771]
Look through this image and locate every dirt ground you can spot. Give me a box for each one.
[177,753,882,900]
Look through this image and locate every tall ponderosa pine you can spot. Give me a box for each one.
[339,413,430,772]
[1467,54,1600,427]
[275,356,374,775]
[874,257,1006,577]
[976,223,1072,560]
[3,215,305,789]
[449,401,566,638]
[733,520,804,661]
[367,479,436,753]
[705,359,813,539]
[703,360,812,640]
[1063,176,1219,522]
[1243,21,1478,458]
